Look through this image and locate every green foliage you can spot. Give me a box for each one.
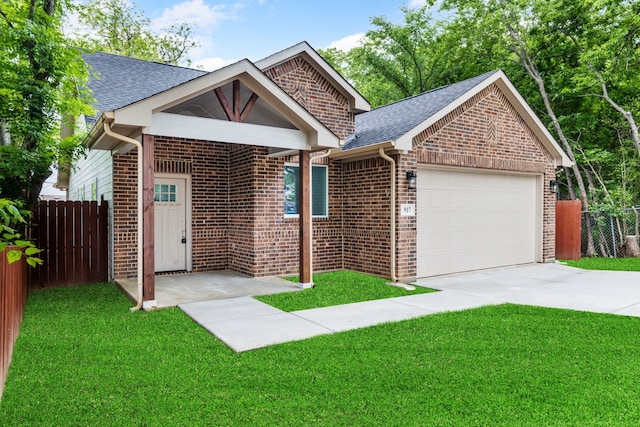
[257,270,433,311]
[72,0,198,66]
[0,0,93,209]
[3,283,640,424]
[0,198,42,267]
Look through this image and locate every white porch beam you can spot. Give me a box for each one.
[149,112,308,150]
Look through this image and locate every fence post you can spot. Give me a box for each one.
[610,215,617,258]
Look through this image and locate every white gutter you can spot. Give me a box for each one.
[378,147,397,283]
[103,121,144,312]
[312,149,332,162]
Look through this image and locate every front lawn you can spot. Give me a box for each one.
[2,283,640,425]
[256,270,434,311]
[562,257,640,271]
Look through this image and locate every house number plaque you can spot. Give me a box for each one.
[401,204,415,216]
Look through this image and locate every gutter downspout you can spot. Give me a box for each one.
[103,121,144,312]
[378,148,397,283]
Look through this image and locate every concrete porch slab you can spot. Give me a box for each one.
[117,271,300,308]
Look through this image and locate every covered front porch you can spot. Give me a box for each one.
[116,271,300,308]
[87,59,341,309]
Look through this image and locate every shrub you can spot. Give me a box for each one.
[0,198,42,267]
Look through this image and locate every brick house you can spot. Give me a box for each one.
[68,42,570,308]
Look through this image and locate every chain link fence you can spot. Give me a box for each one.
[582,207,640,257]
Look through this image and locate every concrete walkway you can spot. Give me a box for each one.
[179,263,640,352]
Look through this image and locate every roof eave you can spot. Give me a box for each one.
[330,141,396,160]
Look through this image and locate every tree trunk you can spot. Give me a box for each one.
[623,236,640,257]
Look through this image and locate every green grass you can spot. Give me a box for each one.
[256,270,434,311]
[2,283,640,425]
[562,257,640,271]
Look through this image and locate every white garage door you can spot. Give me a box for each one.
[416,167,539,277]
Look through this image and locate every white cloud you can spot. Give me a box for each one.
[326,33,365,52]
[151,0,238,31]
[192,56,237,71]
[407,0,427,7]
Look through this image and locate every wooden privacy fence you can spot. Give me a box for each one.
[1,249,27,400]
[30,200,109,288]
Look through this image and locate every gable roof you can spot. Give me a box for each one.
[343,71,499,150]
[341,70,572,167]
[84,52,206,126]
[86,57,340,152]
[255,41,370,114]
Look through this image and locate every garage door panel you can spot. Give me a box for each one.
[417,168,539,278]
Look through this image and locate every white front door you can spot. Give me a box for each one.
[154,178,187,272]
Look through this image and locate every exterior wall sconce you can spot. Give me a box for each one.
[406,171,417,190]
[550,180,558,194]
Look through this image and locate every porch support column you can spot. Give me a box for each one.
[142,134,156,308]
[298,149,313,288]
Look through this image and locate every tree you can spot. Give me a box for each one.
[72,0,198,66]
[320,5,464,107]
[546,0,640,158]
[0,0,92,209]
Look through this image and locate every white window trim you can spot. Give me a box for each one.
[284,163,329,219]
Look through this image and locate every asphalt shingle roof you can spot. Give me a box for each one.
[343,70,500,150]
[83,52,207,125]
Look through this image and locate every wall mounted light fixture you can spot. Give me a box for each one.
[406,171,417,190]
[549,180,558,194]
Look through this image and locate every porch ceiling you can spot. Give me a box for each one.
[163,80,296,129]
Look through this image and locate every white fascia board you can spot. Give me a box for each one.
[256,41,370,113]
[395,70,572,167]
[150,112,308,150]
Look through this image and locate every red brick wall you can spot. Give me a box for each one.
[396,154,418,281]
[154,137,229,272]
[112,140,344,279]
[262,56,354,140]
[341,157,393,278]
[112,152,139,278]
[112,137,231,278]
[249,150,343,277]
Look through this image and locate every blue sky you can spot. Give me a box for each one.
[134,0,426,70]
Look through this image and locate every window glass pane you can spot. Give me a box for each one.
[284,164,328,217]
[161,184,168,192]
[284,165,298,215]
[312,166,327,216]
[161,193,168,202]
[169,194,176,202]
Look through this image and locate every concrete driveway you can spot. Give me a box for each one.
[414,262,640,317]
[180,263,640,352]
